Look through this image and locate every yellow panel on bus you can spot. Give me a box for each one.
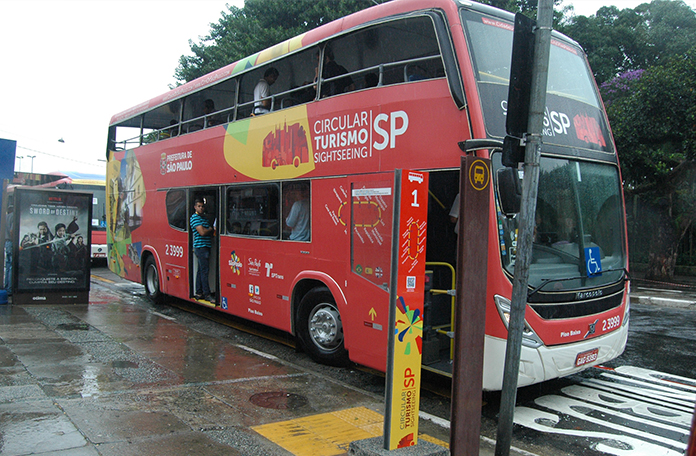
[223,105,315,181]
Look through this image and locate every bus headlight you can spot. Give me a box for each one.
[494,295,543,348]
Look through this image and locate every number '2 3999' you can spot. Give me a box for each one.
[603,315,621,331]
[166,244,184,258]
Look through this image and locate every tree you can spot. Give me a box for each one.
[174,0,576,84]
[559,0,696,85]
[601,47,696,280]
[175,0,379,83]
[479,0,568,25]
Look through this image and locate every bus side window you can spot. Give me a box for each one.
[282,181,310,242]
[166,189,187,230]
[326,15,444,92]
[226,184,279,238]
[237,72,260,119]
[140,100,181,143]
[201,77,238,126]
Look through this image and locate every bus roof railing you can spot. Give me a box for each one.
[111,53,444,150]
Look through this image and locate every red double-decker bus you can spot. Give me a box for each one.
[106,0,629,390]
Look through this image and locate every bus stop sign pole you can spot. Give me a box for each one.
[450,154,490,455]
[495,1,553,456]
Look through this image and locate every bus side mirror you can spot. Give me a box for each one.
[497,168,522,215]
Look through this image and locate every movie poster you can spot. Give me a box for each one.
[14,188,92,293]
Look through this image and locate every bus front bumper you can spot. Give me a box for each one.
[482,324,629,391]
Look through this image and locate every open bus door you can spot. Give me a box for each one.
[189,188,219,306]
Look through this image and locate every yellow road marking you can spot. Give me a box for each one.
[252,406,448,456]
[91,274,115,284]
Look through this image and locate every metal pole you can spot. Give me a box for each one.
[0,179,8,290]
[495,2,553,456]
[383,170,402,449]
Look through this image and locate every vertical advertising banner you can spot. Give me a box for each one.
[14,187,92,304]
[384,169,429,450]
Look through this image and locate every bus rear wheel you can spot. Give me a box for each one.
[297,287,349,367]
[144,257,163,304]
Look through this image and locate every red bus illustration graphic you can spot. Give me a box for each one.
[262,121,309,169]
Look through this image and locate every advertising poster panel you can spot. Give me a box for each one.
[14,187,91,304]
[384,169,429,450]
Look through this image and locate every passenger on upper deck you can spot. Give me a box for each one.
[203,99,222,126]
[253,68,279,115]
[364,72,379,88]
[318,46,354,97]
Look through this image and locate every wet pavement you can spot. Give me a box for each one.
[0,272,499,456]
[2,269,694,456]
[630,272,696,310]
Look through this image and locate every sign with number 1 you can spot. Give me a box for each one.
[384,169,429,450]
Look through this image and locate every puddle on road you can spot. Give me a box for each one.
[249,391,309,410]
[111,360,140,369]
[56,323,90,331]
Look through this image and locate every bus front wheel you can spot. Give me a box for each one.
[144,257,163,304]
[297,287,349,367]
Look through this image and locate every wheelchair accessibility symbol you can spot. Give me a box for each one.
[585,247,602,276]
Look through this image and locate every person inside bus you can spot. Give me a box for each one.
[364,72,379,89]
[166,119,179,137]
[203,99,221,126]
[253,67,279,115]
[190,198,215,303]
[317,47,354,97]
[285,185,310,241]
[449,193,460,235]
[406,65,427,82]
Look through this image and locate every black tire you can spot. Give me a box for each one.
[297,287,349,367]
[143,256,164,304]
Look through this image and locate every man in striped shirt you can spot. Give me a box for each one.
[190,198,215,302]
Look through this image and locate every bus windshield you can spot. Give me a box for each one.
[494,154,626,290]
[463,11,599,107]
[461,9,612,152]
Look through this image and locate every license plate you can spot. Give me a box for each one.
[575,348,599,367]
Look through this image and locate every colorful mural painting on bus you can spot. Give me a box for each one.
[106,149,145,277]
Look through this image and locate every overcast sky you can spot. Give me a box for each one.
[1,0,693,177]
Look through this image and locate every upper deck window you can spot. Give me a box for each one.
[109,14,446,151]
[326,15,445,91]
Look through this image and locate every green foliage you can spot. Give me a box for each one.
[175,0,378,83]
[601,46,696,275]
[478,0,568,25]
[602,47,696,189]
[559,0,696,85]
